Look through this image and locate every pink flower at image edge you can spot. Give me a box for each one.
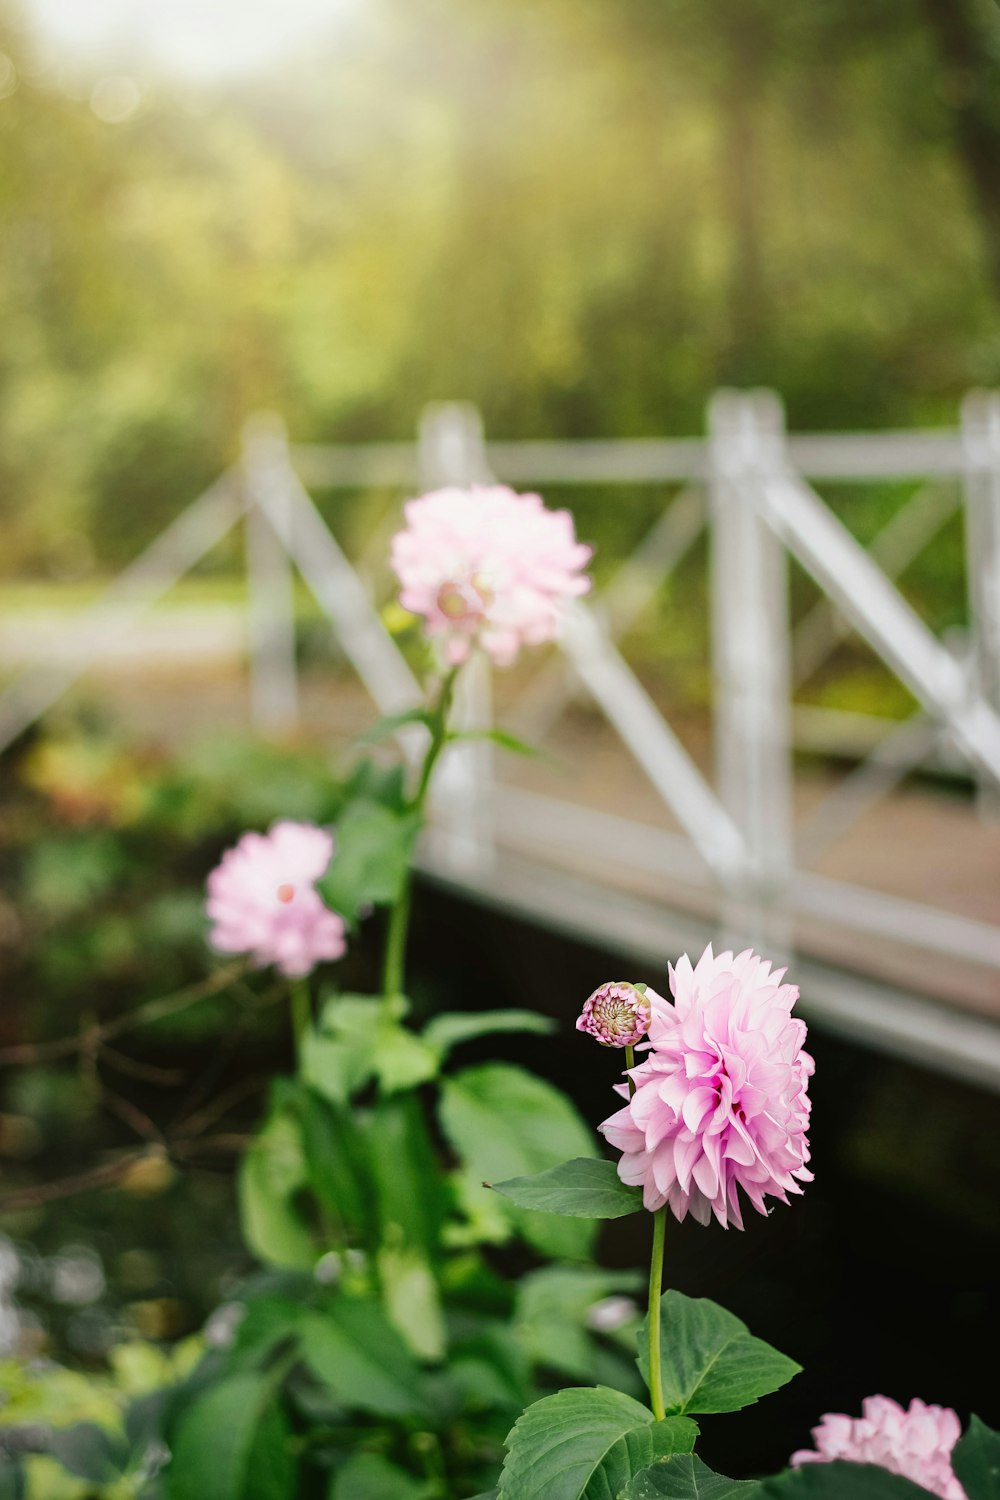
[389,484,592,667]
[791,1396,967,1500]
[599,944,813,1229]
[205,820,346,979]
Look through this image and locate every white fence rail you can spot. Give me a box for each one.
[3,390,1000,1083]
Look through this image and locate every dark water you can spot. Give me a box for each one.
[410,881,1000,1478]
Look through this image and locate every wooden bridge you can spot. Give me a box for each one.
[2,391,999,1090]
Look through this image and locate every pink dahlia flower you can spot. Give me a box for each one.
[598,945,813,1228]
[791,1396,966,1500]
[577,981,656,1048]
[205,820,346,979]
[389,484,592,667]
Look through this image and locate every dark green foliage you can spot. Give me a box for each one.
[497,1387,697,1500]
[619,1453,763,1498]
[758,1463,938,1498]
[636,1293,801,1417]
[953,1415,1000,1499]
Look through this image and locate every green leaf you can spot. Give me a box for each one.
[492,1158,643,1220]
[619,1453,763,1498]
[367,1090,452,1255]
[450,1323,532,1413]
[758,1464,939,1498]
[300,1297,430,1419]
[48,1423,128,1485]
[245,1401,297,1500]
[304,995,439,1104]
[376,1244,447,1361]
[498,1387,697,1500]
[342,758,409,811]
[302,993,385,1104]
[360,707,433,743]
[439,1063,599,1260]
[953,1415,1000,1500]
[225,1295,306,1368]
[447,727,541,757]
[422,1009,554,1060]
[329,1453,435,1499]
[291,1083,378,1246]
[319,799,421,923]
[0,1457,24,1500]
[301,1025,374,1106]
[374,1023,441,1093]
[515,1266,642,1384]
[167,1373,280,1500]
[636,1293,800,1417]
[238,1105,316,1270]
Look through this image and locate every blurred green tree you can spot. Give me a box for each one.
[0,0,998,571]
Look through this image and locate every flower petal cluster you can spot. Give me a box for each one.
[206,820,346,978]
[576,981,655,1048]
[791,1396,966,1500]
[598,945,813,1228]
[390,484,592,667]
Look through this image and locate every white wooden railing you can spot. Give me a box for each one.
[2,391,999,1083]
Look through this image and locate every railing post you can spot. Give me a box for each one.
[708,389,795,946]
[417,403,496,875]
[417,401,492,488]
[242,413,300,737]
[961,390,1000,817]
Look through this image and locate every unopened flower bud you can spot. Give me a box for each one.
[576,981,651,1048]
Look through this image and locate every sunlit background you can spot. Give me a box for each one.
[2,0,999,573]
[24,0,364,79]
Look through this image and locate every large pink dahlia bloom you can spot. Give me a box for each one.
[205,820,346,978]
[598,945,813,1228]
[791,1396,966,1500]
[389,484,592,667]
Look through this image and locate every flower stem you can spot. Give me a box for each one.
[413,666,460,808]
[380,665,460,1000]
[381,879,411,1001]
[647,1206,667,1421]
[290,976,312,1064]
[625,1043,636,1098]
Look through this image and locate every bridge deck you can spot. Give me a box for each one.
[15,655,1000,1088]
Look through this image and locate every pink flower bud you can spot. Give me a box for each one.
[576,981,652,1048]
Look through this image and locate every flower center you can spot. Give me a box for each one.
[436,573,494,623]
[276,883,296,904]
[470,570,495,607]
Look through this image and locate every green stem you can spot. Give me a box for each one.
[413,666,460,808]
[625,1044,636,1098]
[381,878,411,1002]
[647,1206,667,1421]
[290,977,311,1064]
[381,666,460,1000]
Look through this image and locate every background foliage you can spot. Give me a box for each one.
[1,0,1000,572]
